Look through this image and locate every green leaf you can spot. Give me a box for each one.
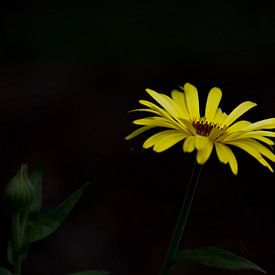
[69,271,111,275]
[26,182,89,243]
[174,247,266,273]
[29,166,44,215]
[0,267,13,275]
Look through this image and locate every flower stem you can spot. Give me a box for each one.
[11,211,23,275]
[160,163,202,275]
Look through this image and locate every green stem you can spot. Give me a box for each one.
[20,209,29,242]
[11,211,22,275]
[160,163,202,275]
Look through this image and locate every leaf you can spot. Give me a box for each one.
[69,271,111,275]
[0,267,12,275]
[26,182,89,243]
[29,166,44,215]
[174,247,266,273]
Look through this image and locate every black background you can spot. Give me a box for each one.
[0,2,274,275]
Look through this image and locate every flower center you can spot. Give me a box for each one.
[192,120,225,136]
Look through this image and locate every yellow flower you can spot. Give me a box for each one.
[126,83,275,175]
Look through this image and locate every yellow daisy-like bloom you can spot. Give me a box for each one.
[126,83,275,175]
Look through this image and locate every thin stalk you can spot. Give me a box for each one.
[19,209,29,242]
[160,163,202,275]
[12,211,22,275]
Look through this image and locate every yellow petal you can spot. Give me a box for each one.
[241,118,275,132]
[138,99,188,130]
[228,140,273,172]
[133,117,155,125]
[213,108,222,124]
[171,89,190,119]
[143,131,170,149]
[250,136,274,145]
[153,132,188,152]
[145,89,182,118]
[125,125,154,140]
[223,101,257,126]
[243,139,275,162]
[219,121,252,143]
[194,135,210,150]
[196,141,213,164]
[213,108,227,125]
[242,135,274,145]
[129,108,160,115]
[234,131,275,145]
[215,143,228,164]
[227,120,251,133]
[133,117,180,130]
[183,83,200,120]
[209,127,225,140]
[245,130,275,137]
[139,99,173,121]
[179,118,197,135]
[205,87,222,121]
[183,136,196,152]
[215,143,238,174]
[225,147,238,175]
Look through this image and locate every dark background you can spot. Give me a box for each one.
[0,2,274,275]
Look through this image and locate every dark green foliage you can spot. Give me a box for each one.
[174,247,266,273]
[4,165,94,274]
[26,182,89,243]
[0,267,12,275]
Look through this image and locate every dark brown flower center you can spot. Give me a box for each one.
[192,120,224,136]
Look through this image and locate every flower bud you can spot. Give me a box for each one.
[4,164,34,210]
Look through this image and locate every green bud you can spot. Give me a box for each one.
[4,164,35,210]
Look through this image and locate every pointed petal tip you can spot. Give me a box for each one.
[224,101,258,127]
[183,82,197,91]
[145,88,155,94]
[183,82,200,120]
[232,169,238,176]
[152,147,163,153]
[210,86,222,94]
[184,82,192,87]
[142,144,150,149]
[196,156,205,165]
[230,161,238,175]
[178,82,195,91]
